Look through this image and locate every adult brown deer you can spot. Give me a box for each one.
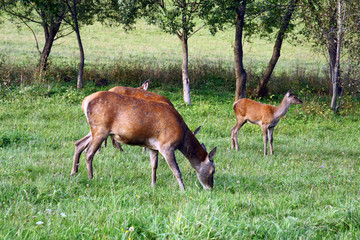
[231,90,302,155]
[72,79,188,166]
[71,91,216,190]
[73,80,152,160]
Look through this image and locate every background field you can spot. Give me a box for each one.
[0,19,329,95]
[1,19,360,239]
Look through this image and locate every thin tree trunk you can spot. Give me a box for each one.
[256,0,298,97]
[39,33,55,72]
[181,36,191,105]
[234,1,247,101]
[75,29,84,89]
[71,0,84,89]
[331,0,343,112]
[39,25,59,72]
[39,11,64,73]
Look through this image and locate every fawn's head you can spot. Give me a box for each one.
[286,89,303,105]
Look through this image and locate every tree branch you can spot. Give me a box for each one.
[21,19,41,54]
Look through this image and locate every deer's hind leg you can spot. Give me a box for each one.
[85,130,108,179]
[71,132,91,175]
[231,117,247,151]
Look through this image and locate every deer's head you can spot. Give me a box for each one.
[286,89,302,105]
[197,146,216,190]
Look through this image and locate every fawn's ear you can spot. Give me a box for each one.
[287,89,293,96]
[193,126,201,135]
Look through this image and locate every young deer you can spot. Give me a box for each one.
[231,90,302,155]
[71,91,216,190]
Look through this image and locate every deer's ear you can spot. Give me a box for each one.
[201,143,207,152]
[287,89,293,95]
[209,147,217,161]
[193,126,201,135]
[141,78,150,91]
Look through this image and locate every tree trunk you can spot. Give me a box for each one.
[39,10,64,73]
[181,37,191,105]
[75,29,84,89]
[331,0,343,112]
[234,1,247,101]
[39,26,59,72]
[256,0,298,97]
[72,0,84,89]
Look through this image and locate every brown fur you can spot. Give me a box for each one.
[72,91,216,190]
[109,86,173,106]
[231,90,302,155]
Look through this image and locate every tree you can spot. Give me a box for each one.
[299,0,360,112]
[145,0,215,105]
[62,0,98,89]
[0,0,68,72]
[208,0,303,99]
[330,0,343,112]
[234,0,248,100]
[201,0,252,100]
[255,0,299,97]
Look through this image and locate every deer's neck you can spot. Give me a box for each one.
[179,130,207,171]
[274,97,291,120]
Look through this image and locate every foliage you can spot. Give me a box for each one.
[97,0,153,30]
[204,0,298,39]
[298,0,360,66]
[145,0,213,38]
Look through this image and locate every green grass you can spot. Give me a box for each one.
[0,83,359,239]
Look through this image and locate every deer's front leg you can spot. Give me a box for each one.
[149,149,159,187]
[268,127,274,155]
[262,125,268,156]
[161,149,185,191]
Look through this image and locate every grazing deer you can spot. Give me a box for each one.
[71,91,216,190]
[72,80,179,165]
[231,90,302,155]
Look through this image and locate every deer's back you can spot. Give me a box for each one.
[109,86,173,106]
[84,91,185,148]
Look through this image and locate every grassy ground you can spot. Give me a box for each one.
[0,83,359,239]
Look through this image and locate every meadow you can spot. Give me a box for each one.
[1,19,360,239]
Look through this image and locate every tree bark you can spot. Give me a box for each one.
[234,1,247,101]
[39,20,62,72]
[331,0,343,112]
[71,0,84,89]
[256,0,298,97]
[181,36,191,105]
[39,31,56,72]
